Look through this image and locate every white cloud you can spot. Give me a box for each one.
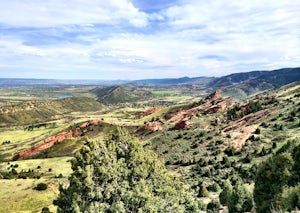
[0,0,148,27]
[0,0,299,79]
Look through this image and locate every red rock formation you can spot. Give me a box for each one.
[205,89,222,101]
[223,109,272,132]
[16,120,101,160]
[167,91,233,124]
[136,122,163,133]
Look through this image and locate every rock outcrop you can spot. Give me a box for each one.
[167,90,233,124]
[205,89,222,101]
[223,109,271,132]
[15,120,100,160]
[136,122,163,133]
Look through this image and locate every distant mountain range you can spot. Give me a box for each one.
[1,68,300,98]
[209,67,300,88]
[0,78,129,86]
[132,76,215,86]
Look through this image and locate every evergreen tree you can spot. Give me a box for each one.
[220,179,253,213]
[254,153,294,213]
[197,182,209,197]
[219,180,232,206]
[54,127,199,212]
[227,181,253,213]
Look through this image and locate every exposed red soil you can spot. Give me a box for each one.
[15,120,100,160]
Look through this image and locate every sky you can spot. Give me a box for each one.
[0,0,299,80]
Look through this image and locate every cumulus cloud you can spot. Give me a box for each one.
[0,0,299,79]
[0,0,148,27]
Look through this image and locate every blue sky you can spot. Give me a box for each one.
[0,0,299,80]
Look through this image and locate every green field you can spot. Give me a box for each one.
[0,157,71,213]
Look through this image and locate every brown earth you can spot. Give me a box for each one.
[228,124,260,151]
[223,108,277,150]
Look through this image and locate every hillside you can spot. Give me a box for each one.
[0,97,102,126]
[132,81,300,210]
[91,85,138,104]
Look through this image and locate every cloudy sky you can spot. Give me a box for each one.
[0,0,299,79]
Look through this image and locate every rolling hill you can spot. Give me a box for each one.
[91,86,138,104]
[0,97,102,126]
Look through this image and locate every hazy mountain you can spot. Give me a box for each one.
[132,76,215,86]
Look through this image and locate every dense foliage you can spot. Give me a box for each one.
[54,127,200,212]
[254,143,300,212]
[219,179,253,213]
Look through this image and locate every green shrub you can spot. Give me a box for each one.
[41,207,52,213]
[208,182,221,192]
[197,182,209,197]
[34,183,47,191]
[255,128,261,134]
[207,199,220,213]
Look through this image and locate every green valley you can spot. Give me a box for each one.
[0,68,300,212]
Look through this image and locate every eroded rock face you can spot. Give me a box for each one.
[136,122,163,133]
[15,120,100,160]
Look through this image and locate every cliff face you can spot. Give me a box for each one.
[15,120,100,160]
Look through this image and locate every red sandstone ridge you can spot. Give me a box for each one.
[15,120,100,160]
[136,122,163,133]
[135,107,163,119]
[205,89,222,101]
[167,90,233,124]
[223,109,273,132]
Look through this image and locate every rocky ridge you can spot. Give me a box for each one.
[15,120,100,160]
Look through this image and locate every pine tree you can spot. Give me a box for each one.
[54,127,199,212]
[254,153,294,213]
